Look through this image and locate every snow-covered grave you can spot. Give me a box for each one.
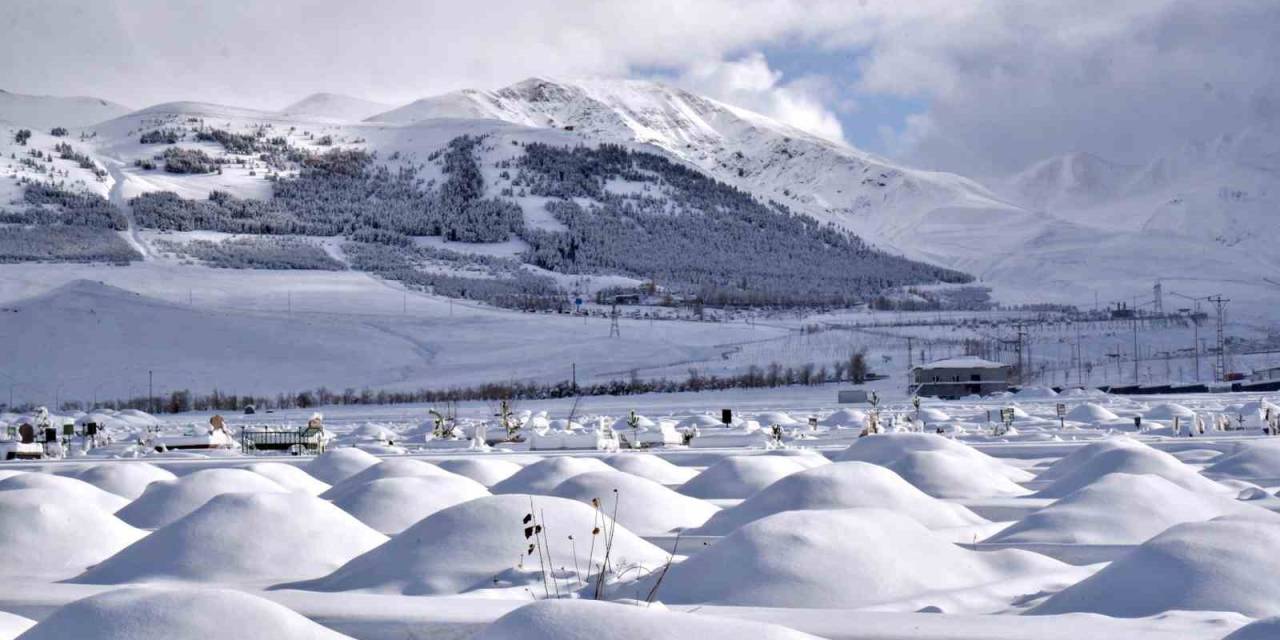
[0,389,1279,639]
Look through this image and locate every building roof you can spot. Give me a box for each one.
[914,356,1009,370]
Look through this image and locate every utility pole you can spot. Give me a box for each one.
[148,370,154,414]
[608,303,621,338]
[1192,314,1201,382]
[1132,313,1140,384]
[571,362,577,392]
[1209,295,1229,381]
[1075,321,1083,386]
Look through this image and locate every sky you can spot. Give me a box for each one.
[3,0,1277,175]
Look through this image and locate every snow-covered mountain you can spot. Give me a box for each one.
[5,77,1280,319]
[0,89,131,129]
[1006,126,1280,246]
[369,77,1048,275]
[279,92,393,122]
[1007,152,1135,212]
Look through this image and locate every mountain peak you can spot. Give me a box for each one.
[279,92,392,121]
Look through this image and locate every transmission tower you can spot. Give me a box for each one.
[608,303,621,338]
[1209,295,1229,381]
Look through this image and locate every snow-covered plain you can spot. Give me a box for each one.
[0,389,1277,638]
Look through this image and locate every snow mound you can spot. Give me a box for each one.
[550,470,719,535]
[281,494,667,595]
[1015,386,1059,398]
[752,411,799,426]
[1031,517,1280,618]
[692,462,986,535]
[74,463,177,500]
[16,586,353,640]
[1065,403,1121,423]
[330,476,490,535]
[1144,402,1196,420]
[1205,440,1280,480]
[649,508,1066,609]
[678,456,807,499]
[1034,437,1148,482]
[75,492,386,585]
[677,414,725,429]
[603,454,698,484]
[321,458,458,501]
[474,599,819,640]
[879,450,1030,499]
[0,489,145,578]
[1226,617,1280,640]
[820,408,867,427]
[834,433,1033,485]
[760,449,832,469]
[116,468,287,529]
[435,458,524,486]
[490,457,614,495]
[245,462,330,495]
[989,474,1275,545]
[1034,446,1229,498]
[304,448,381,485]
[0,473,129,513]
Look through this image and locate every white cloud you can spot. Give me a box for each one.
[3,0,1276,175]
[674,53,847,143]
[848,0,1280,173]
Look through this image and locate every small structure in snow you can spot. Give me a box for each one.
[912,356,1011,399]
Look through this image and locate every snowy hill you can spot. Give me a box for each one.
[1007,152,1135,212]
[3,79,1280,320]
[279,93,393,122]
[370,78,1043,273]
[0,89,131,129]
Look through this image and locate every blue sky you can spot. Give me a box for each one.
[756,43,929,155]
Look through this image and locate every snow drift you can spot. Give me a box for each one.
[16,586,353,640]
[435,458,524,486]
[1031,516,1280,618]
[473,599,819,640]
[490,457,614,495]
[75,492,386,585]
[281,494,667,595]
[330,475,490,535]
[649,508,1067,609]
[603,454,698,485]
[1205,440,1280,480]
[74,463,177,500]
[678,456,807,499]
[1033,445,1229,498]
[246,462,330,495]
[550,470,719,535]
[304,448,381,485]
[0,473,129,513]
[0,489,145,578]
[692,462,986,535]
[988,473,1275,545]
[115,468,287,529]
[320,458,459,501]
